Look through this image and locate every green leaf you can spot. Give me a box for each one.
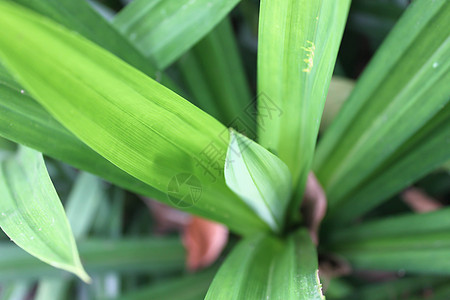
[0,282,31,300]
[353,276,448,300]
[411,284,450,300]
[113,0,241,69]
[12,0,158,79]
[0,1,266,235]
[0,135,15,159]
[35,173,108,300]
[177,18,254,131]
[0,64,166,202]
[314,0,450,217]
[0,238,185,282]
[13,0,181,93]
[64,172,104,239]
[326,208,450,275]
[0,146,89,282]
[257,0,351,215]
[91,187,125,238]
[87,0,116,21]
[205,229,324,300]
[325,103,450,224]
[117,267,217,300]
[324,278,353,300]
[225,130,292,233]
[34,279,69,300]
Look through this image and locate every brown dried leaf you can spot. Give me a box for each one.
[182,217,228,272]
[301,172,327,245]
[140,197,228,271]
[402,187,442,213]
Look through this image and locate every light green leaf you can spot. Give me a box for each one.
[0,1,266,235]
[12,0,180,93]
[206,228,324,300]
[113,0,241,69]
[327,208,450,275]
[225,130,292,233]
[34,278,69,300]
[0,238,185,282]
[257,0,351,216]
[0,146,89,282]
[12,0,158,79]
[0,64,166,202]
[314,0,450,218]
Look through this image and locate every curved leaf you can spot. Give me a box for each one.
[0,1,266,235]
[225,130,291,233]
[0,63,166,201]
[0,146,89,282]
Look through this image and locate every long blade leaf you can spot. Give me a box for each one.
[314,0,450,216]
[13,0,158,78]
[206,229,324,299]
[12,0,181,93]
[0,146,89,282]
[113,0,241,69]
[0,1,266,235]
[177,18,254,131]
[326,208,450,275]
[0,238,185,282]
[0,63,166,202]
[257,0,351,216]
[326,103,450,224]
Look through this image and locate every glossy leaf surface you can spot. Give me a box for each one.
[225,130,291,233]
[206,229,324,299]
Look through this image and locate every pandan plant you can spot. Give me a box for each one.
[0,0,449,299]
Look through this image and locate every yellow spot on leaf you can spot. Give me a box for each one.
[301,41,315,73]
